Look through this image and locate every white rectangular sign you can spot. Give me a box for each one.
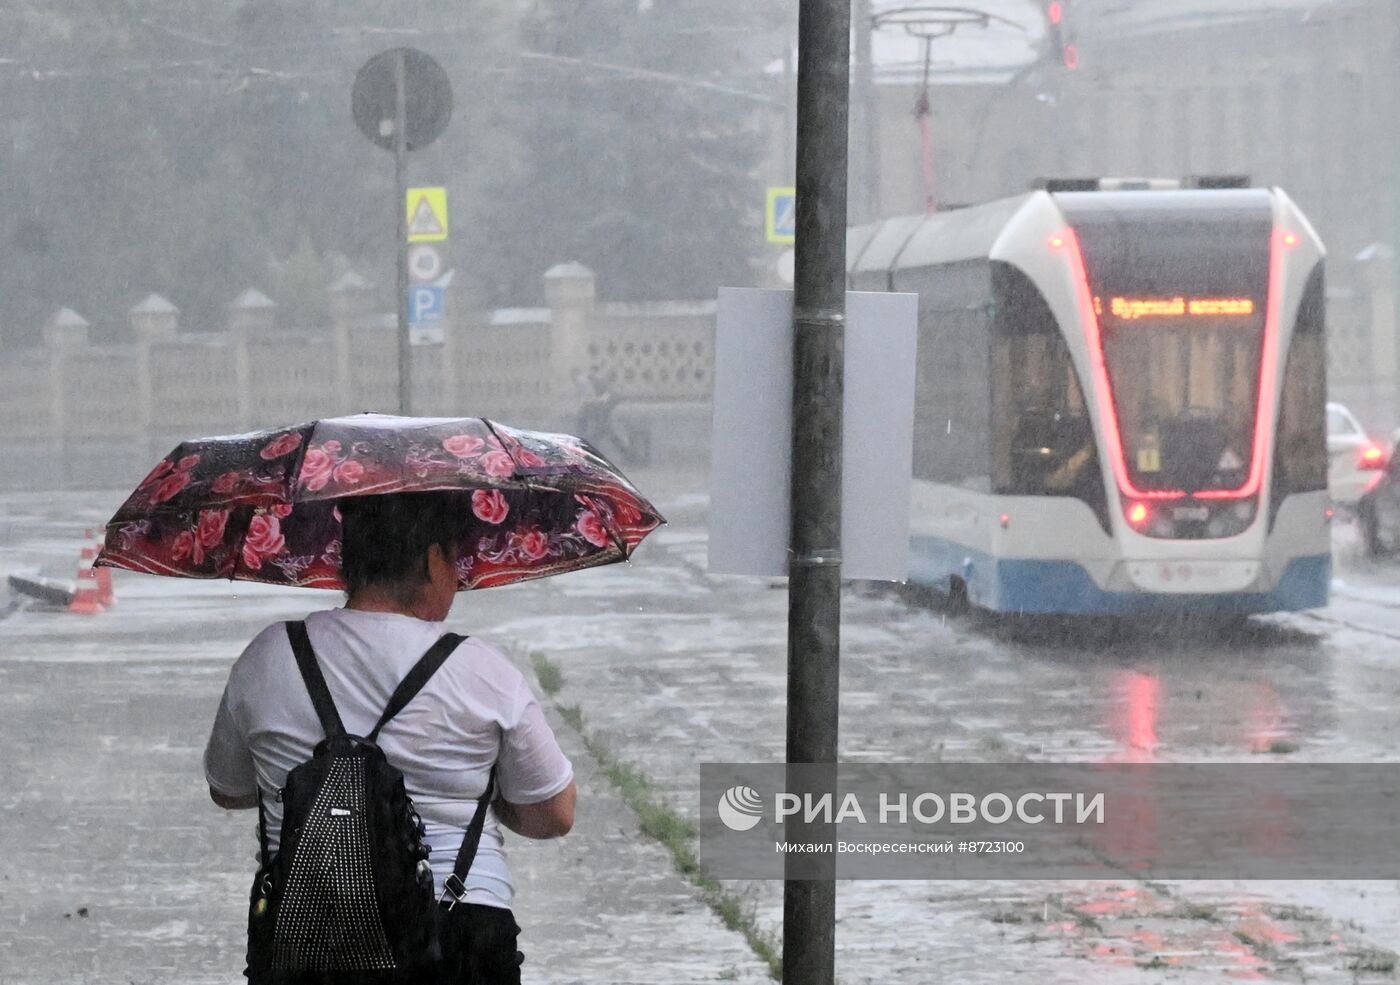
[708,288,918,582]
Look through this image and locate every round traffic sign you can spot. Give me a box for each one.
[407,243,444,283]
[352,48,453,152]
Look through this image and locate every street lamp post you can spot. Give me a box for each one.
[852,0,881,224]
[868,5,1025,213]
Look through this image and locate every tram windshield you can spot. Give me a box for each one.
[1098,294,1265,494]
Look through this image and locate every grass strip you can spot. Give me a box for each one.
[530,652,782,980]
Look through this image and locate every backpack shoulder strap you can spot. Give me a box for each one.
[367,633,468,742]
[285,620,346,740]
[442,765,497,910]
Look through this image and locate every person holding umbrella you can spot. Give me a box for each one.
[205,489,574,981]
[96,414,664,983]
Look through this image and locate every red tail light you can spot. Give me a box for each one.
[1360,445,1387,469]
[1127,503,1149,528]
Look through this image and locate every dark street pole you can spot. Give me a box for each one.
[393,49,411,416]
[785,0,849,983]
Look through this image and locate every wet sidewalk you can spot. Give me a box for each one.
[0,483,767,985]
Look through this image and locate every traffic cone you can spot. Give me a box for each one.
[94,564,115,607]
[69,566,105,615]
[87,532,115,607]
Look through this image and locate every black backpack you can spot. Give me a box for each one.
[246,620,496,984]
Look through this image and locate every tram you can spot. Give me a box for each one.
[849,182,1330,615]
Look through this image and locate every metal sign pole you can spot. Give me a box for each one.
[352,47,450,416]
[394,49,411,416]
[784,0,850,983]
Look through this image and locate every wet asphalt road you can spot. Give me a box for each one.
[2,477,1398,983]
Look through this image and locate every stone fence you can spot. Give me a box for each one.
[0,264,716,487]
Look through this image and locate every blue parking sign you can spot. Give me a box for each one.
[408,285,444,326]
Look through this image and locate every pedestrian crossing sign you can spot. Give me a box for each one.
[766,186,796,244]
[406,187,449,242]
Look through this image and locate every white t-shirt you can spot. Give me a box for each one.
[204,608,574,910]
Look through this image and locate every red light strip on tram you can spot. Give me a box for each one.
[1058,229,1184,500]
[1057,227,1290,503]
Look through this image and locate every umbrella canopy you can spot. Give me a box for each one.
[96,415,664,591]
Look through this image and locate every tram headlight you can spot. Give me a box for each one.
[1126,502,1150,528]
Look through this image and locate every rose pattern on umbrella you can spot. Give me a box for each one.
[294,439,400,497]
[212,471,241,494]
[200,508,229,543]
[576,510,611,548]
[472,489,509,525]
[170,532,196,563]
[260,431,303,460]
[511,528,551,562]
[299,441,341,492]
[442,434,485,459]
[98,415,664,591]
[241,514,287,571]
[170,511,229,567]
[149,468,193,505]
[334,459,366,486]
[120,427,317,513]
[144,453,201,505]
[479,450,516,478]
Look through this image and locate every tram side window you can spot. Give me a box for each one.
[991,263,1108,525]
[898,263,993,490]
[1271,266,1328,519]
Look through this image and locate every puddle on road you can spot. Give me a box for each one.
[991,886,1396,982]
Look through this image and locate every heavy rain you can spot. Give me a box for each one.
[2,1,1399,983]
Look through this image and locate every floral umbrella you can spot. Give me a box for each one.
[96,415,664,591]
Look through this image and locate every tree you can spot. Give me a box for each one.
[473,0,785,304]
[0,0,785,348]
[0,1,518,345]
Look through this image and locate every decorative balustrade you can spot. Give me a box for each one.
[0,264,718,486]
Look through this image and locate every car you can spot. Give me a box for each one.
[1326,402,1387,507]
[1359,428,1400,556]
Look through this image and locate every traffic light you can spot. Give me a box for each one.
[1045,1,1079,69]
